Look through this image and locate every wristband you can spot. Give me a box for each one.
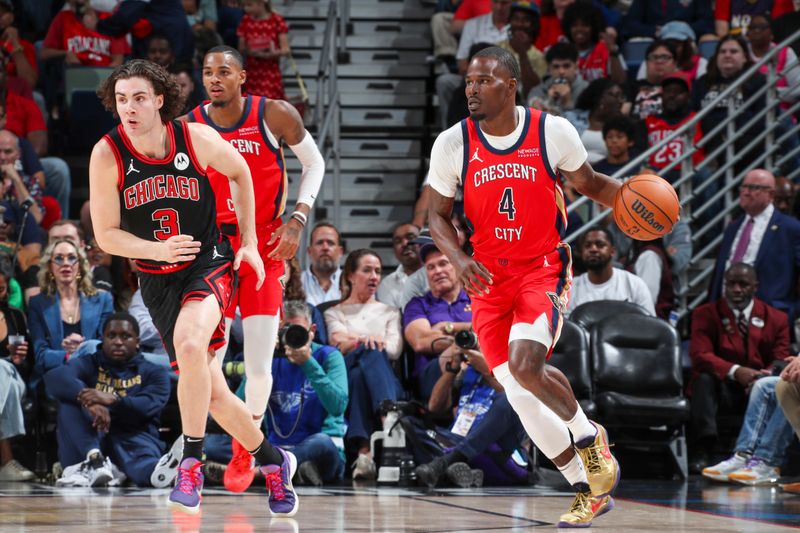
[290,211,307,226]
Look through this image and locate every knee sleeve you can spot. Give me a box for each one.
[495,362,571,460]
[242,314,280,416]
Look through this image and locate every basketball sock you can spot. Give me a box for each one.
[242,314,279,416]
[558,453,590,491]
[566,409,597,448]
[183,435,205,461]
[250,437,283,467]
[494,363,572,460]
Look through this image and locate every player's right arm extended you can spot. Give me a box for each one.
[89,140,198,262]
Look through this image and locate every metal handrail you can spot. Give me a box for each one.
[564,28,800,320]
[565,27,800,227]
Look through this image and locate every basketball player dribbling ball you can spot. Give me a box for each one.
[185,45,324,493]
[89,59,298,517]
[428,46,622,527]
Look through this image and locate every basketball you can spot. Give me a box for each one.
[613,174,680,240]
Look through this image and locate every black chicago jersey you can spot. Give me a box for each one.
[104,120,220,273]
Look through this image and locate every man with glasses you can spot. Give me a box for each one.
[708,169,800,320]
[376,222,421,309]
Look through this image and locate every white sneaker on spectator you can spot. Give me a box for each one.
[351,453,376,480]
[151,435,183,488]
[0,460,35,481]
[702,453,749,482]
[56,462,92,487]
[728,458,781,485]
[106,458,127,487]
[85,450,113,487]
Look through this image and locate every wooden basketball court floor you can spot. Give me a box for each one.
[2,478,800,532]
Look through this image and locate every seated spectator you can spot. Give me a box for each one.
[528,42,588,116]
[693,35,765,177]
[430,0,489,61]
[436,0,511,128]
[284,256,328,344]
[237,0,290,100]
[28,239,114,390]
[702,375,794,485]
[777,356,800,493]
[404,240,474,399]
[773,176,795,215]
[145,33,177,70]
[0,269,33,482]
[324,249,403,480]
[714,0,792,37]
[0,0,38,91]
[22,219,114,303]
[41,1,127,67]
[410,345,527,488]
[183,0,223,63]
[636,21,708,83]
[567,226,655,315]
[171,63,202,116]
[708,169,800,319]
[301,222,344,307]
[629,40,677,121]
[0,130,45,225]
[266,300,348,486]
[97,0,195,63]
[45,312,170,487]
[377,222,422,309]
[497,2,546,97]
[689,263,790,473]
[621,0,714,42]
[593,115,636,177]
[562,1,626,85]
[628,238,675,320]
[563,78,628,164]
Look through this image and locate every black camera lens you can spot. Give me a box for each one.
[454,330,478,350]
[282,324,310,349]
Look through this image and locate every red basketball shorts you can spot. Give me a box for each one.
[225,219,286,319]
[471,244,572,371]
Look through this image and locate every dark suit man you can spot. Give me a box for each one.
[708,169,800,319]
[690,263,790,472]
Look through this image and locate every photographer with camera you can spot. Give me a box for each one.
[405,328,528,488]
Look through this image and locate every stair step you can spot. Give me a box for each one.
[342,236,398,266]
[288,19,430,37]
[290,48,430,66]
[285,62,429,79]
[281,1,434,21]
[290,34,432,51]
[285,157,421,173]
[339,139,421,158]
[287,172,419,204]
[336,205,415,234]
[286,78,427,95]
[340,108,425,128]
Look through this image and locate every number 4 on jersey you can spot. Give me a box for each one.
[498,187,516,221]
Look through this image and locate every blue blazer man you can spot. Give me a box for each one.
[709,208,800,319]
[28,290,114,388]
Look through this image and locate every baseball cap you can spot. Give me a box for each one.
[411,228,440,263]
[661,71,692,92]
[511,1,540,15]
[660,21,696,42]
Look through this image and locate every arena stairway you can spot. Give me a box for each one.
[281,0,434,269]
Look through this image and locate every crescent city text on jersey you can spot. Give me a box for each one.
[123,175,200,209]
[472,163,537,188]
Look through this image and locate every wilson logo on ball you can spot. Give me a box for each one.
[631,199,666,233]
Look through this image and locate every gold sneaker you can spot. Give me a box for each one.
[576,422,620,497]
[557,492,615,528]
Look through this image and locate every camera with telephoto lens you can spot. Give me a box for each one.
[274,324,310,357]
[454,329,478,350]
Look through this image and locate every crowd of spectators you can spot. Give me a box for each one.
[1,0,800,493]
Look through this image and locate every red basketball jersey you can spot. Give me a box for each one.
[462,107,567,261]
[645,113,704,170]
[577,42,609,82]
[188,95,288,227]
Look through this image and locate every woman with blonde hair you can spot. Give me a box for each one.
[27,239,113,389]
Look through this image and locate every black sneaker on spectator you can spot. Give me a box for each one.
[445,462,483,488]
[296,461,323,487]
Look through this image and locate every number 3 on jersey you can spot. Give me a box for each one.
[152,208,181,240]
[498,187,516,221]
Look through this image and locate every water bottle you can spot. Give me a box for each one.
[668,310,679,328]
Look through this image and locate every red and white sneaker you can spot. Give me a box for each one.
[224,439,256,493]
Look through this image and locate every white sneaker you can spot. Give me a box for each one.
[702,453,749,482]
[351,453,376,480]
[0,460,35,481]
[150,435,183,488]
[728,458,781,485]
[106,458,127,487]
[85,450,113,487]
[56,461,92,487]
